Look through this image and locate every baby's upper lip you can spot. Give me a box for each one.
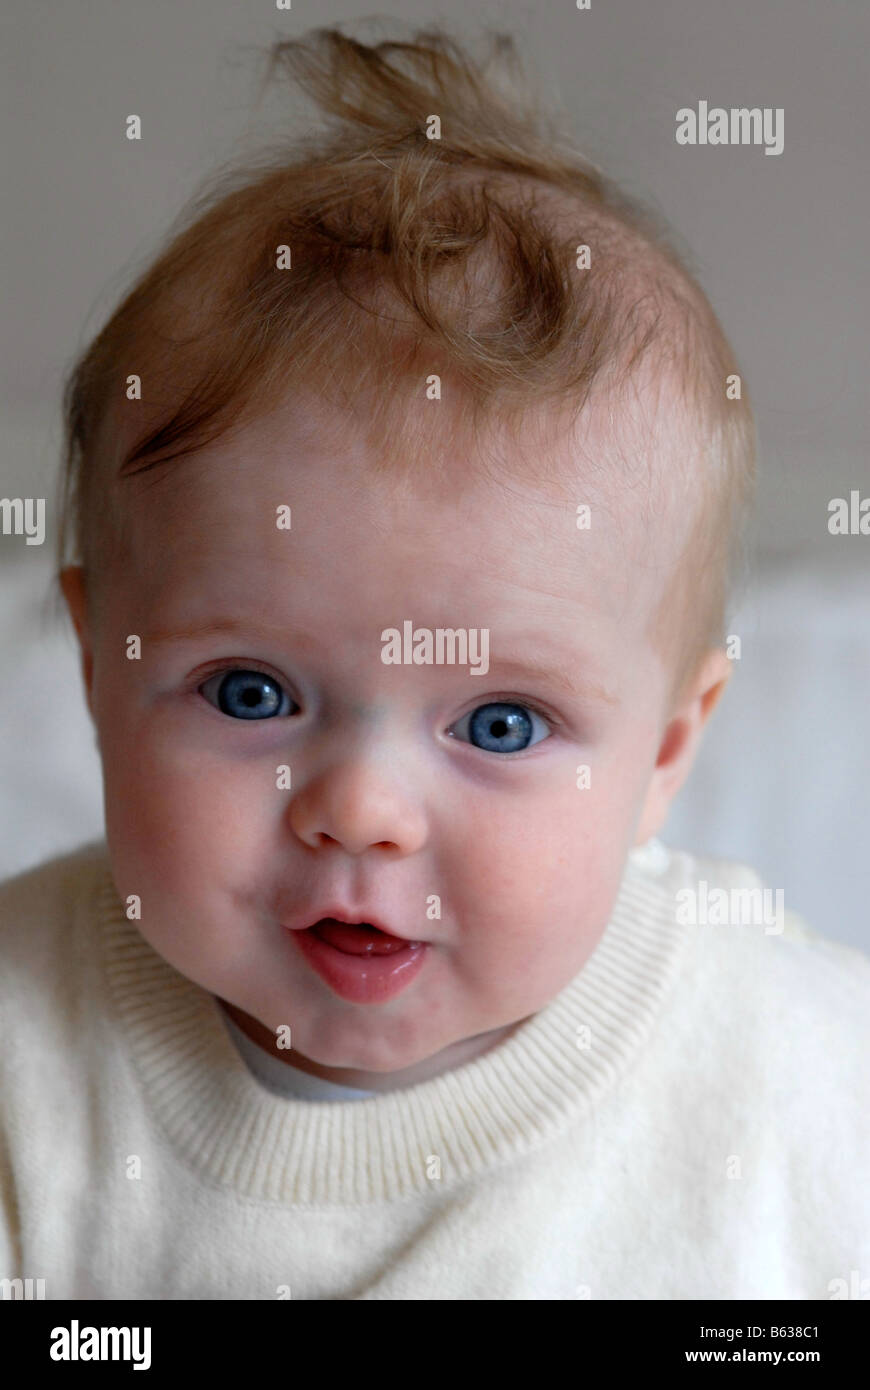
[283,904,419,943]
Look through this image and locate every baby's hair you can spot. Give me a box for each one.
[56,23,755,700]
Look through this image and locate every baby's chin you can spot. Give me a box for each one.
[228,989,526,1088]
[282,1018,523,1091]
[213,908,611,1085]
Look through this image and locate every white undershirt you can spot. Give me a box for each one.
[219,1005,377,1102]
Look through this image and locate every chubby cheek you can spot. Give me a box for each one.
[443,775,631,1005]
[98,713,273,976]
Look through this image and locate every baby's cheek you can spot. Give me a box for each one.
[101,723,268,901]
[496,795,626,945]
[101,765,263,986]
[452,792,601,927]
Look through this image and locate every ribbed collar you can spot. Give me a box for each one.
[93,843,689,1206]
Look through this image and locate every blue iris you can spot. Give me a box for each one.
[467,702,534,753]
[215,670,286,719]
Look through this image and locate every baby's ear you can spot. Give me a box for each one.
[634,648,732,844]
[59,565,95,717]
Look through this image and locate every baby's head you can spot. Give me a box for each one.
[56,29,755,1089]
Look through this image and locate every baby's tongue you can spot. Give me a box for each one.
[311,919,409,956]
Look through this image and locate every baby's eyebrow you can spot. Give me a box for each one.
[486,656,619,707]
[144,618,320,654]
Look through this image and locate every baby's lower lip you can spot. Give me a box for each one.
[288,920,429,1003]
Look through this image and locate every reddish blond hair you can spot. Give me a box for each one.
[56,25,755,698]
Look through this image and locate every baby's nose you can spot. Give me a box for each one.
[287,760,427,857]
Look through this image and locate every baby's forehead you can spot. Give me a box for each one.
[109,364,697,629]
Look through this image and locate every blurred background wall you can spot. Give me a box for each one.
[1,0,868,946]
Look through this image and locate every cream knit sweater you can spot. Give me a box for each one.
[0,839,867,1300]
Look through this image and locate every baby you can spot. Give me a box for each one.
[1,26,868,1302]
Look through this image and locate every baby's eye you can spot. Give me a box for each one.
[448,701,550,754]
[199,669,298,720]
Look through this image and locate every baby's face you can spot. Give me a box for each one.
[72,391,697,1087]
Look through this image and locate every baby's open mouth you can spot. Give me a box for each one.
[290,915,430,1004]
[308,919,422,957]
